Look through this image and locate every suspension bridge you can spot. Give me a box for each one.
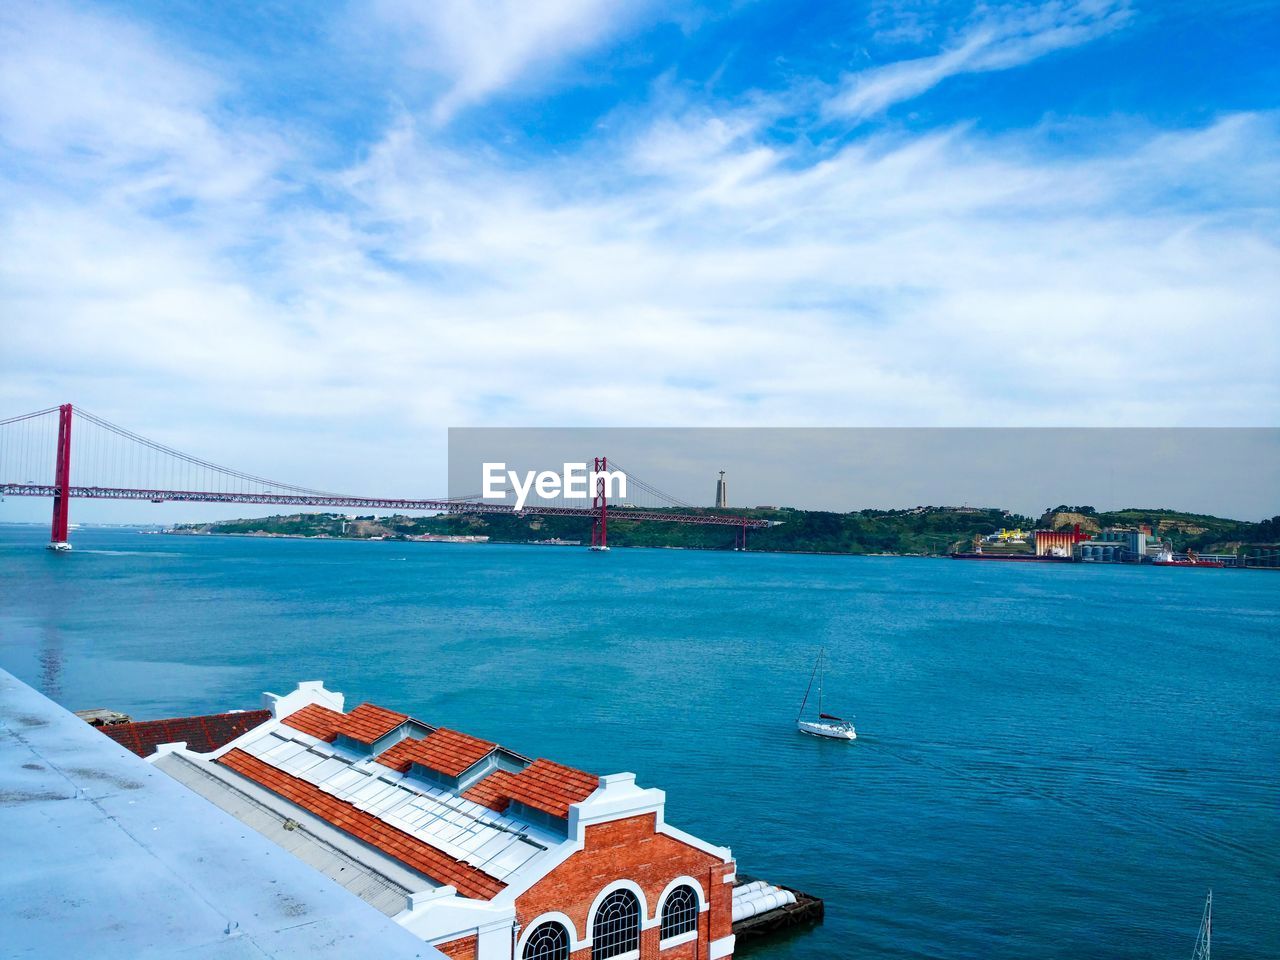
[0,405,770,551]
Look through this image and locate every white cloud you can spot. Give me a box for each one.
[367,0,647,123]
[0,1,287,207]
[831,0,1134,120]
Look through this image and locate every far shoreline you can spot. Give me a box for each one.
[160,528,948,559]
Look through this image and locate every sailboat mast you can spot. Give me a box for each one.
[818,649,824,716]
[797,650,822,722]
[1204,890,1211,960]
[1192,890,1212,960]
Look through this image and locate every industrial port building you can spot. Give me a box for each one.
[138,681,751,960]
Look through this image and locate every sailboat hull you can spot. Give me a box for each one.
[797,719,856,740]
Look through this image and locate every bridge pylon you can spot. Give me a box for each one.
[49,403,73,551]
[589,456,609,550]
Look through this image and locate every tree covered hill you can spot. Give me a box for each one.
[170,504,1278,556]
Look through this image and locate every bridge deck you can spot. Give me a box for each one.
[1,483,772,528]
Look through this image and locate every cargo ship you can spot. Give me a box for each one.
[1152,548,1226,568]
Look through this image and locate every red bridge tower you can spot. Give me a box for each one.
[589,456,609,551]
[49,403,73,550]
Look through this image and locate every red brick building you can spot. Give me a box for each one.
[148,682,739,960]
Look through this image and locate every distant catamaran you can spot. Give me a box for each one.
[1191,891,1211,960]
[796,648,856,740]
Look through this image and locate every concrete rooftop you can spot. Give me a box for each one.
[0,668,440,960]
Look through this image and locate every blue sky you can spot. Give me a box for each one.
[1,0,1278,507]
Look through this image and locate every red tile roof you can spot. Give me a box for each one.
[281,702,407,745]
[465,759,598,819]
[279,702,344,740]
[376,728,496,778]
[373,737,421,773]
[218,748,506,901]
[100,710,271,758]
[275,700,595,819]
[339,703,409,743]
[461,770,519,812]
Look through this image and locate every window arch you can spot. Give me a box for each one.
[521,921,570,960]
[660,884,699,940]
[591,889,641,958]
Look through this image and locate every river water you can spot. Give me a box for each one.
[1,525,1276,958]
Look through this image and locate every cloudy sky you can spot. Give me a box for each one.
[2,0,1278,511]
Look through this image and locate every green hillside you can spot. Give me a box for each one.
[171,504,1278,557]
[173,505,1029,555]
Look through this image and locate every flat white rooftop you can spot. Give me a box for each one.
[0,668,439,960]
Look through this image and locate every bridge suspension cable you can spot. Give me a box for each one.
[604,459,695,509]
[73,407,344,498]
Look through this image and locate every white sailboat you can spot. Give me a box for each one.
[1191,891,1211,960]
[796,648,856,740]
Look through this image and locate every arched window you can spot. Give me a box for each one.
[660,885,699,940]
[591,889,641,958]
[522,921,570,960]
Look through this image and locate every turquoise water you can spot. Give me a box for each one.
[1,525,1276,958]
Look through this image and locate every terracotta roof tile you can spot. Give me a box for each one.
[280,702,407,745]
[217,748,505,900]
[99,710,271,758]
[466,759,598,819]
[339,703,408,743]
[373,737,423,773]
[376,728,495,778]
[280,702,344,741]
[460,770,518,812]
